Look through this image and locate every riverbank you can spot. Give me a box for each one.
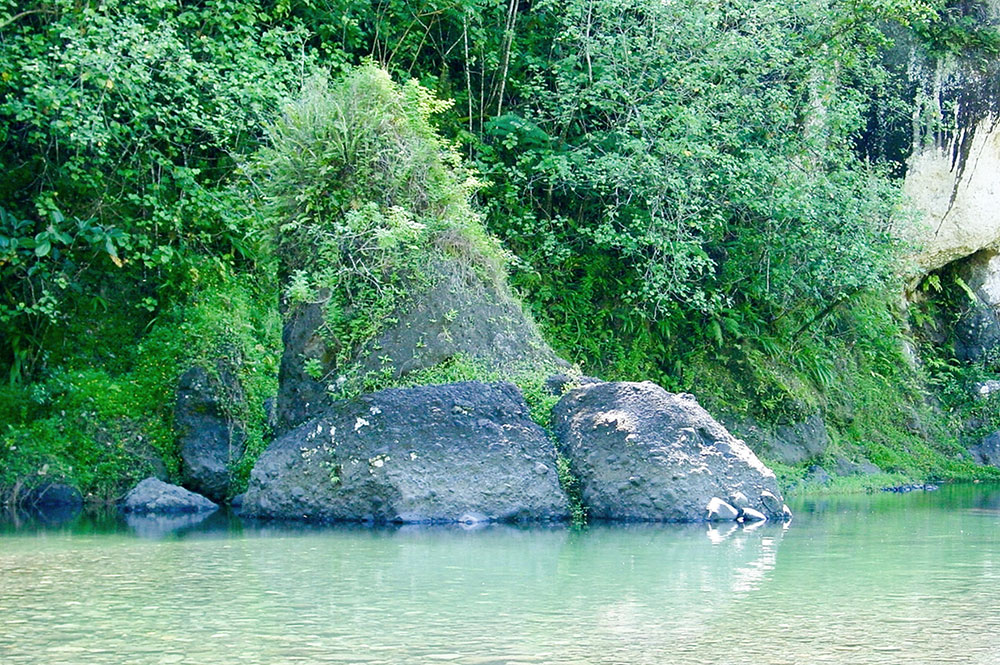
[5,8,1000,512]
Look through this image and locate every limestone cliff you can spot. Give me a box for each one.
[899,6,1000,274]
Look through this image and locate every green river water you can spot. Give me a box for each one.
[1,484,999,664]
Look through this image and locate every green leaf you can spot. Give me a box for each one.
[35,241,51,257]
[954,276,978,304]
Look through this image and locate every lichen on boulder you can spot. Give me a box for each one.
[242,381,569,523]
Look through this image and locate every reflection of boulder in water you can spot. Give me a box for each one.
[969,485,1000,511]
[125,511,215,539]
[706,523,739,544]
[25,503,83,527]
[554,522,787,641]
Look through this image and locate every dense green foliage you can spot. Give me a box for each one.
[0,1,308,375]
[254,66,505,378]
[480,0,908,378]
[2,0,1000,499]
[0,0,298,497]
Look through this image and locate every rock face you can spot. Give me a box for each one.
[276,262,566,433]
[903,117,1000,274]
[735,415,829,465]
[970,431,1000,467]
[803,465,833,487]
[897,12,1000,277]
[833,458,882,477]
[175,366,246,502]
[122,477,218,514]
[886,1,1000,278]
[952,250,1000,361]
[244,382,568,523]
[552,381,786,522]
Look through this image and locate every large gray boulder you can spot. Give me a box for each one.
[243,382,569,523]
[175,366,246,502]
[552,381,786,522]
[122,477,218,514]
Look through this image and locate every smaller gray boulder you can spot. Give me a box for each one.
[553,381,787,522]
[122,478,218,514]
[24,483,83,508]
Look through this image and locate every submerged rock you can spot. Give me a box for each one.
[175,366,246,502]
[243,382,568,524]
[122,478,218,514]
[552,381,787,522]
[881,484,940,493]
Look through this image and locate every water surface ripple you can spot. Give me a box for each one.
[2,484,999,664]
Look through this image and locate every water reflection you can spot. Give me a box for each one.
[2,485,999,664]
[125,511,216,539]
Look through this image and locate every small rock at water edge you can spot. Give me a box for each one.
[122,478,218,514]
[707,497,739,521]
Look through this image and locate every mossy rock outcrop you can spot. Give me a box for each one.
[255,65,567,432]
[277,260,565,431]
